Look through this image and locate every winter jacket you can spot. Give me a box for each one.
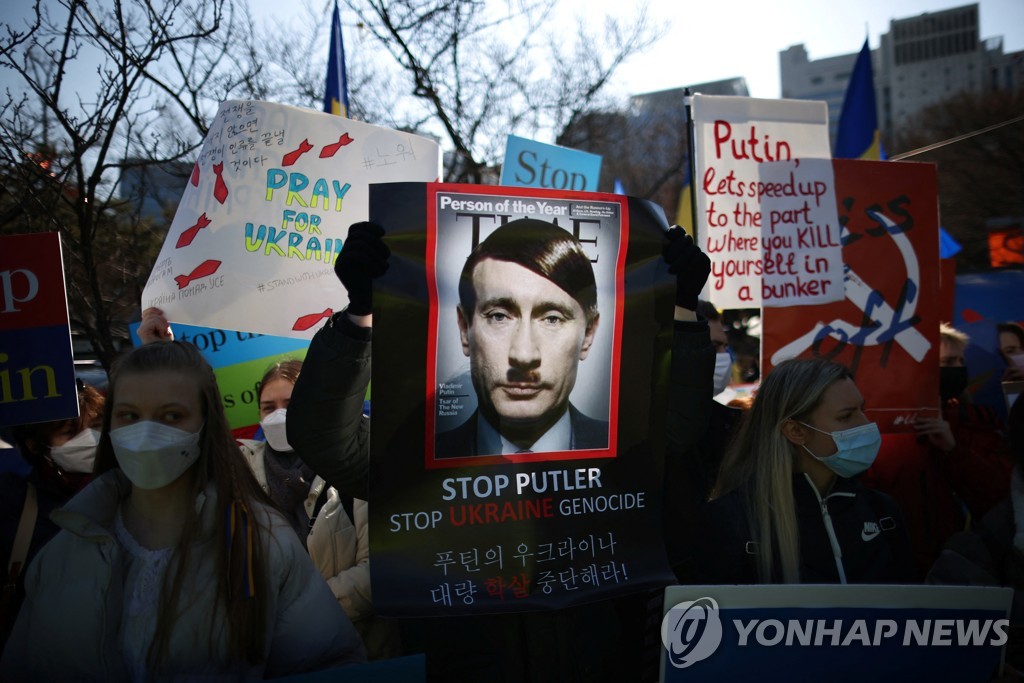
[0,470,366,679]
[287,312,711,682]
[694,472,916,584]
[0,467,84,650]
[238,439,399,660]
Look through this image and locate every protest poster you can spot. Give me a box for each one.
[691,95,839,309]
[0,232,78,428]
[660,584,1011,682]
[762,159,940,432]
[500,135,603,191]
[367,182,677,615]
[129,321,308,438]
[757,158,843,307]
[141,101,442,338]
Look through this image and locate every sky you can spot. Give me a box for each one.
[4,0,1022,129]
[545,0,1024,100]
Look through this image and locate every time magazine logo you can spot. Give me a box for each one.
[661,598,1009,670]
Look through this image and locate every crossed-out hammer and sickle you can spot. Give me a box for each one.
[771,209,931,365]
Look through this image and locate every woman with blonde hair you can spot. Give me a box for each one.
[2,341,365,678]
[694,357,914,584]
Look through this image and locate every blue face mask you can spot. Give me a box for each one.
[799,421,881,478]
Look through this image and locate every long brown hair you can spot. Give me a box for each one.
[95,341,274,670]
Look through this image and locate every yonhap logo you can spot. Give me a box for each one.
[660,597,723,668]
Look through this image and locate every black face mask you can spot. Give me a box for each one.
[940,366,968,402]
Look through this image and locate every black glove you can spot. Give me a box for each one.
[662,226,711,311]
[335,222,390,316]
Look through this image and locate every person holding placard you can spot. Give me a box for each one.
[693,357,915,584]
[1,341,365,678]
[288,221,716,680]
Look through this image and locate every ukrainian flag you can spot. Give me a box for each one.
[836,39,962,257]
[324,1,349,117]
[834,38,882,160]
[674,163,694,236]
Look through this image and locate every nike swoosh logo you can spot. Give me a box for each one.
[862,528,881,542]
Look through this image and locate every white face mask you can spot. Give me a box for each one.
[713,352,733,396]
[261,408,292,452]
[109,421,202,490]
[49,428,99,474]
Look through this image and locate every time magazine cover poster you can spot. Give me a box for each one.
[367,182,677,615]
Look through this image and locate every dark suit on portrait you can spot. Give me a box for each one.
[434,404,608,459]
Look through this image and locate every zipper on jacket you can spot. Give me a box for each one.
[802,473,851,584]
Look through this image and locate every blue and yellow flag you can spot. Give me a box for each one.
[834,39,882,160]
[323,1,350,117]
[673,163,694,236]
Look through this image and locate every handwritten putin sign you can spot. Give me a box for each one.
[142,100,441,338]
[691,95,840,309]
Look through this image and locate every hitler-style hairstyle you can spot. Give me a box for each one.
[94,341,274,671]
[712,357,854,583]
[458,218,599,325]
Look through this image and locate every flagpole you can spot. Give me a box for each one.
[684,87,698,244]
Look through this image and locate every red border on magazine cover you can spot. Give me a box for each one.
[423,183,627,469]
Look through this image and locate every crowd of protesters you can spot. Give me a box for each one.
[1,220,1021,681]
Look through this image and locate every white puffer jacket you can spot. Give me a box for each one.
[239,440,399,659]
[0,469,366,679]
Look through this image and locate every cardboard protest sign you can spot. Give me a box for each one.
[762,159,940,432]
[500,135,603,191]
[691,95,839,309]
[142,101,441,338]
[0,232,78,428]
[660,584,1011,682]
[367,183,676,615]
[129,322,308,437]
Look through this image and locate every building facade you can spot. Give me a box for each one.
[780,3,1023,145]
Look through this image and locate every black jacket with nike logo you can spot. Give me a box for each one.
[692,473,916,584]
